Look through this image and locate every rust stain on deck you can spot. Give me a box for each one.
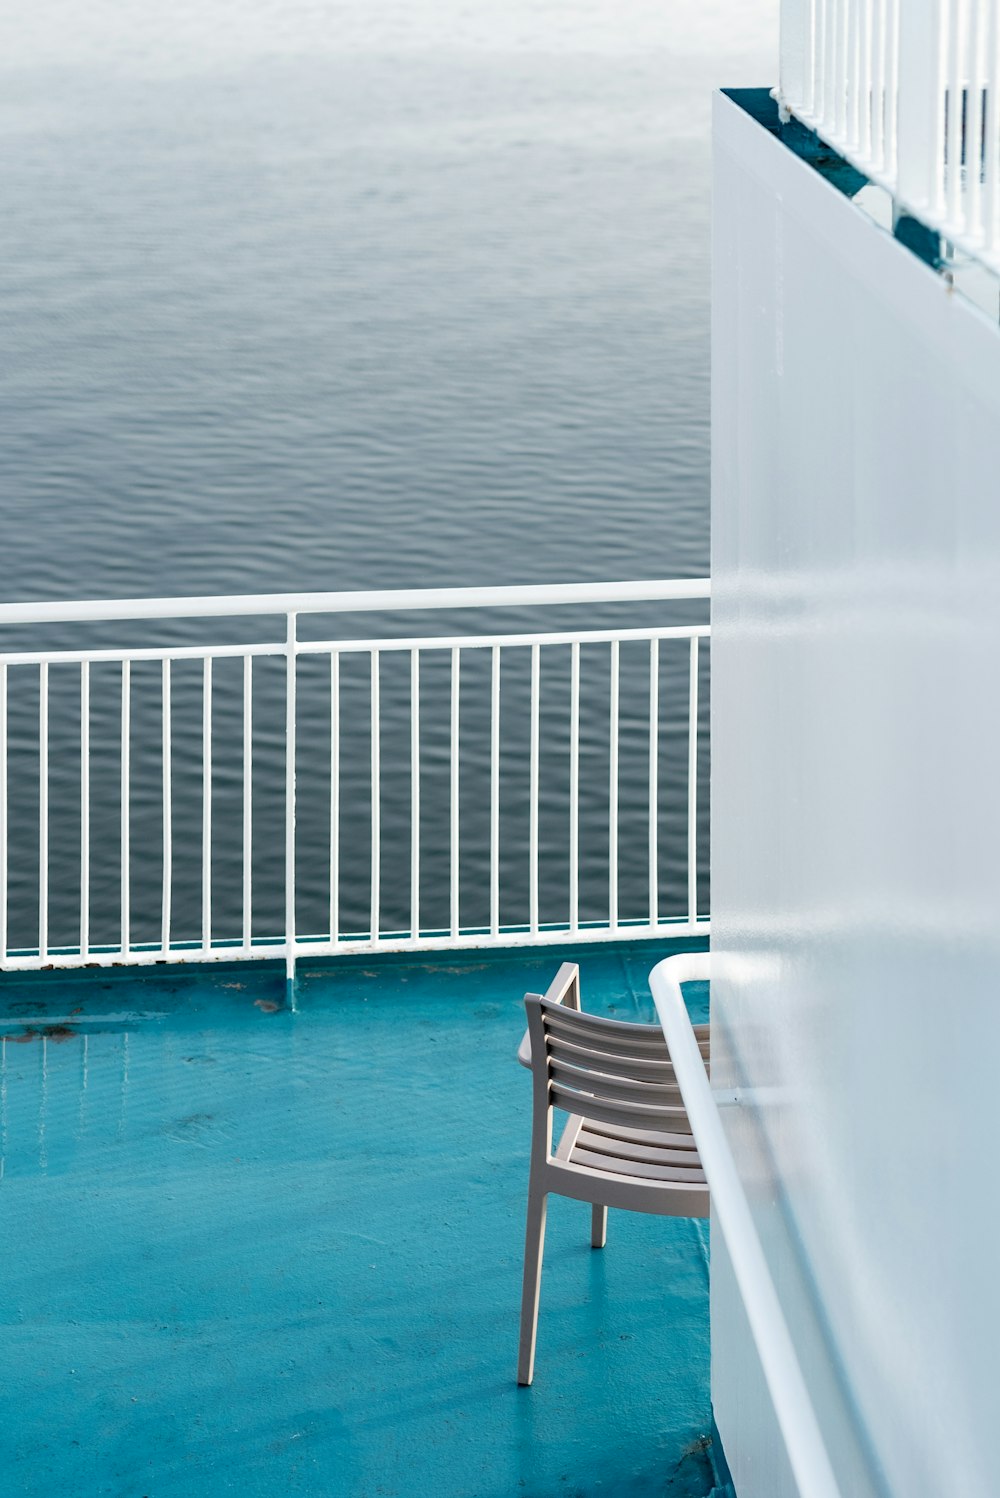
[5,1023,78,1044]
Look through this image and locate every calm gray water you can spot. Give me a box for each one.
[0,1,774,952]
[2,0,773,600]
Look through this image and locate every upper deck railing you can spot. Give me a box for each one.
[778,0,1000,273]
[0,580,710,979]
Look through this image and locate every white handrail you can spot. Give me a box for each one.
[649,953,843,1498]
[0,578,710,628]
[0,623,710,671]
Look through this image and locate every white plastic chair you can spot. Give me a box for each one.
[516,961,709,1385]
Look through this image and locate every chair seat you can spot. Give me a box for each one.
[566,1118,707,1185]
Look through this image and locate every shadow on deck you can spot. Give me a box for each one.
[0,938,723,1498]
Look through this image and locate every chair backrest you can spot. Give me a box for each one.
[523,963,708,1161]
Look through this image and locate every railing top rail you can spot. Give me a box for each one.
[0,621,712,670]
[0,578,711,628]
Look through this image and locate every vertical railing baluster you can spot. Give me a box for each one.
[830,0,842,135]
[817,0,829,122]
[871,0,885,169]
[161,659,171,956]
[884,0,899,179]
[242,654,251,954]
[285,614,297,995]
[450,646,460,940]
[529,643,540,936]
[569,640,580,934]
[847,0,859,147]
[648,638,659,928]
[490,644,500,939]
[331,651,340,946]
[202,657,212,956]
[609,639,619,932]
[0,663,6,965]
[967,0,985,241]
[828,0,840,132]
[39,663,49,964]
[409,649,419,941]
[688,636,700,926]
[80,662,89,961]
[781,0,810,114]
[838,0,851,138]
[859,0,873,160]
[120,660,130,959]
[984,0,1000,258]
[934,0,952,218]
[371,649,381,943]
[947,0,966,225]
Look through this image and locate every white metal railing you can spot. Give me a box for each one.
[778,0,1000,273]
[0,580,710,981]
[650,953,843,1498]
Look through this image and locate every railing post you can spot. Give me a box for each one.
[0,664,5,967]
[529,644,540,936]
[779,0,811,117]
[285,611,297,1008]
[121,660,132,961]
[39,663,49,965]
[371,648,381,943]
[688,636,700,927]
[162,659,172,957]
[200,658,211,959]
[331,650,342,948]
[241,654,251,955]
[450,646,460,940]
[409,649,419,940]
[895,0,946,219]
[609,639,619,931]
[81,662,90,961]
[490,644,500,939]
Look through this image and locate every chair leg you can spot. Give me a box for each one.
[591,1203,607,1249]
[517,1186,548,1385]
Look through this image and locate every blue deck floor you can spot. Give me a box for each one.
[0,939,720,1498]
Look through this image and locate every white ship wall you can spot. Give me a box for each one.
[711,90,1000,1498]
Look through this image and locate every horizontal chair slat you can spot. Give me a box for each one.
[542,1007,671,1050]
[549,1058,685,1107]
[576,1127,702,1168]
[583,1119,701,1150]
[545,1031,684,1081]
[542,1003,710,1051]
[570,1146,707,1184]
[543,1021,678,1064]
[548,1083,693,1134]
